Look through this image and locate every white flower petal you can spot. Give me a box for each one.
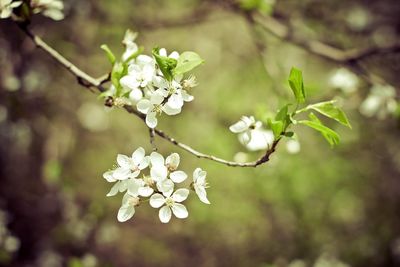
[159,48,167,57]
[167,93,184,109]
[182,90,194,102]
[150,166,168,182]
[229,120,249,133]
[171,203,188,219]
[138,156,150,170]
[150,152,165,166]
[138,186,153,197]
[194,185,210,204]
[106,181,120,197]
[166,153,180,169]
[129,88,143,103]
[113,168,131,180]
[146,112,158,128]
[171,188,189,202]
[117,204,135,222]
[120,75,140,90]
[118,180,129,192]
[126,179,142,196]
[150,92,164,105]
[137,99,151,114]
[162,104,181,115]
[170,171,187,183]
[117,154,131,168]
[159,206,172,223]
[238,131,251,145]
[103,170,117,182]
[157,179,174,196]
[131,147,145,165]
[169,51,180,60]
[149,193,165,208]
[193,168,207,184]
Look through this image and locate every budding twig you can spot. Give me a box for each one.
[18,24,280,168]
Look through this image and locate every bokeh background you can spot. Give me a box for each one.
[1,0,400,266]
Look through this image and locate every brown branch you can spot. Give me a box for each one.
[236,9,398,87]
[19,24,280,168]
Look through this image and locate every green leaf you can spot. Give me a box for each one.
[100,44,116,65]
[111,62,125,96]
[288,67,306,103]
[174,51,204,75]
[299,113,340,147]
[306,101,351,128]
[268,119,284,139]
[152,47,177,81]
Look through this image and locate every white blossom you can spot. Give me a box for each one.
[359,84,398,119]
[31,0,64,21]
[136,92,165,128]
[150,188,189,223]
[229,116,262,144]
[0,0,22,19]
[159,48,179,60]
[286,139,301,154]
[104,147,149,181]
[192,168,210,204]
[243,128,274,151]
[122,29,138,62]
[117,192,140,222]
[149,152,187,195]
[329,68,359,94]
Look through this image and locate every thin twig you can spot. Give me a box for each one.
[18,24,280,168]
[149,128,157,151]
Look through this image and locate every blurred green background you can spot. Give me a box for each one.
[1,0,400,266]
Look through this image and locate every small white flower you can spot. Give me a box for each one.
[243,128,274,151]
[31,0,64,21]
[360,84,397,119]
[120,56,156,104]
[136,92,165,128]
[117,192,140,222]
[192,168,210,204]
[330,68,358,94]
[108,147,149,181]
[149,152,187,195]
[150,188,189,223]
[229,116,261,144]
[159,48,179,60]
[122,29,138,62]
[286,139,301,154]
[0,0,22,19]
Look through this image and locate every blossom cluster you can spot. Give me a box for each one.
[103,147,210,223]
[0,0,64,20]
[106,30,201,128]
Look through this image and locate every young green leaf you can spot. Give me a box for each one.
[288,67,306,103]
[299,113,340,147]
[152,47,177,81]
[306,101,351,128]
[268,119,284,139]
[100,44,116,65]
[111,62,125,96]
[174,51,204,75]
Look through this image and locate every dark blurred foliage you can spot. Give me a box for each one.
[0,0,400,267]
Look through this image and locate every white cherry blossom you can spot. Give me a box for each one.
[31,0,64,21]
[150,188,189,223]
[159,48,179,60]
[108,147,149,181]
[243,128,274,151]
[0,0,22,19]
[192,168,210,204]
[136,92,165,128]
[122,30,138,62]
[117,192,140,222]
[229,116,262,144]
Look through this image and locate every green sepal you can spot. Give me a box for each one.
[152,47,177,81]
